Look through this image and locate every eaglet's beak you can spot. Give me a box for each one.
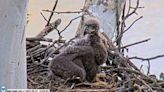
[84,24,98,34]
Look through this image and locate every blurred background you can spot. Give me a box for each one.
[26,0,164,78]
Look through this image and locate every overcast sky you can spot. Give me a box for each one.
[26,0,164,78]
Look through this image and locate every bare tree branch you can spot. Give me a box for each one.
[124,16,143,33]
[42,9,82,14]
[129,54,164,61]
[59,15,84,34]
[119,38,150,49]
[26,37,53,42]
[46,0,58,26]
[125,0,140,19]
[36,18,61,38]
[40,12,48,22]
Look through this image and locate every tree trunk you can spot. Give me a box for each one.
[0,0,28,89]
[76,0,125,39]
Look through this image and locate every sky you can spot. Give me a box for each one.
[26,0,164,78]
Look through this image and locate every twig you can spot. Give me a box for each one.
[115,1,126,51]
[28,68,48,75]
[107,45,141,71]
[46,0,58,26]
[29,53,38,65]
[147,60,150,75]
[36,18,61,38]
[27,77,38,85]
[136,76,154,92]
[127,0,131,16]
[119,38,150,49]
[42,10,82,14]
[125,0,140,19]
[129,54,164,61]
[70,83,75,89]
[26,37,53,42]
[40,12,48,22]
[130,6,144,9]
[41,37,76,63]
[59,15,84,34]
[140,65,143,71]
[27,45,42,54]
[31,40,59,57]
[124,16,143,33]
[107,67,141,75]
[115,16,143,44]
[115,1,143,46]
[115,0,121,48]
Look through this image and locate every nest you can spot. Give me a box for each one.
[27,37,164,92]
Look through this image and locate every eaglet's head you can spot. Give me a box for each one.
[84,17,100,35]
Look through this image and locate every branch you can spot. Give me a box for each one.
[36,18,61,38]
[115,16,143,43]
[40,37,76,63]
[46,0,58,26]
[127,0,131,16]
[59,15,84,34]
[124,16,143,33]
[129,54,164,61]
[125,0,140,19]
[42,10,82,14]
[119,38,150,49]
[26,37,53,42]
[31,39,64,57]
[136,76,154,92]
[40,12,48,22]
[107,67,141,75]
[147,60,150,75]
[114,0,142,47]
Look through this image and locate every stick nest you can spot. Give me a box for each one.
[26,38,164,92]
